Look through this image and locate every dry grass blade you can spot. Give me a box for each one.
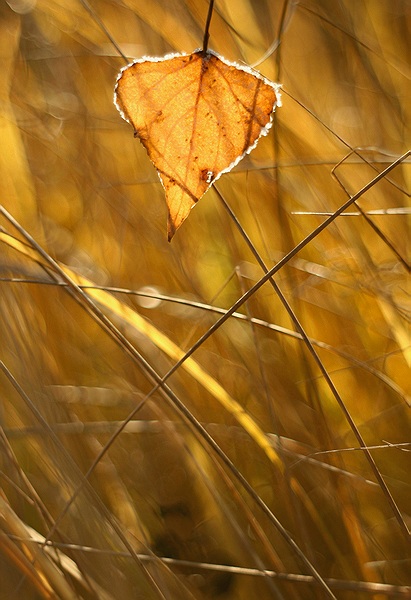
[0,494,78,600]
[1,1,410,598]
[0,217,336,598]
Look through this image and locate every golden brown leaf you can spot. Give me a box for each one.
[115,49,281,240]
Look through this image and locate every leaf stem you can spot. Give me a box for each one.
[202,0,214,53]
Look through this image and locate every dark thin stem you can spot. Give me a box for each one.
[202,0,215,53]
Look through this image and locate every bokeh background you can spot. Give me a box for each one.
[0,0,410,598]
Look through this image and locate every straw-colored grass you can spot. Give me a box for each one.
[0,1,409,598]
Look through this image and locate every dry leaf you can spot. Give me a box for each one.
[114,49,281,240]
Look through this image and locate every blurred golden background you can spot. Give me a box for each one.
[0,1,409,598]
